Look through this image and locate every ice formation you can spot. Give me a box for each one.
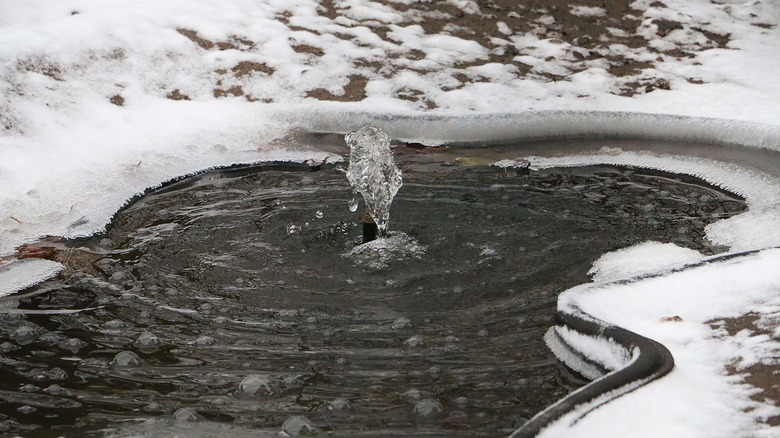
[345,126,403,235]
[0,259,64,298]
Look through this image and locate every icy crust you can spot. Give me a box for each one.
[0,259,64,298]
[547,326,633,380]
[496,148,780,252]
[589,242,704,283]
[541,249,780,438]
[343,232,424,270]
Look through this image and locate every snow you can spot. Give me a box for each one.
[0,0,779,436]
[588,241,704,283]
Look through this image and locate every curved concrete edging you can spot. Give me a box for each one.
[509,249,767,437]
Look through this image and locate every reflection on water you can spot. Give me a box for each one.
[0,150,745,437]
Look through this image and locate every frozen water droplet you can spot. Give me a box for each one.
[173,407,201,422]
[237,374,274,397]
[345,126,403,234]
[281,415,318,436]
[391,317,411,329]
[11,326,38,345]
[315,210,324,219]
[329,398,351,411]
[413,398,444,418]
[348,197,359,212]
[110,351,143,369]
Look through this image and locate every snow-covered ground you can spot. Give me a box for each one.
[1,0,779,436]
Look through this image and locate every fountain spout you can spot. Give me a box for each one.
[345,126,403,241]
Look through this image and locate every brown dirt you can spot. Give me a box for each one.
[271,0,731,102]
[306,74,368,101]
[109,95,124,106]
[711,314,780,427]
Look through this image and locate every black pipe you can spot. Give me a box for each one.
[362,211,378,243]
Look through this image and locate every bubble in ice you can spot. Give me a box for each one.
[10,325,38,345]
[287,224,300,235]
[142,402,162,413]
[0,341,19,353]
[135,332,162,351]
[280,415,318,437]
[17,405,37,415]
[173,407,202,423]
[404,388,425,403]
[328,397,351,411]
[404,335,424,347]
[391,317,412,329]
[315,210,324,219]
[19,384,39,393]
[413,398,444,418]
[237,374,275,397]
[345,126,403,235]
[453,396,470,408]
[110,351,143,369]
[58,337,87,353]
[43,384,68,396]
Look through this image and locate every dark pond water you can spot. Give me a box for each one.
[0,150,745,437]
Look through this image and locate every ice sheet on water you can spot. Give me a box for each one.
[345,126,403,234]
[0,259,63,298]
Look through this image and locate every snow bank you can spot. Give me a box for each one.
[540,249,780,438]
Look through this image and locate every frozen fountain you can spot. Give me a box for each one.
[345,126,403,241]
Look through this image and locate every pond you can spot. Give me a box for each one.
[0,146,745,437]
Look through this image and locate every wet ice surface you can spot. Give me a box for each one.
[0,150,746,437]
